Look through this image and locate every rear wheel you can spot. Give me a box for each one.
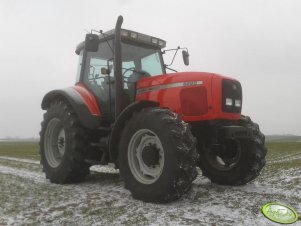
[197,116,267,185]
[39,100,90,183]
[118,108,197,203]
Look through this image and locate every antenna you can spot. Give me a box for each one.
[99,30,114,54]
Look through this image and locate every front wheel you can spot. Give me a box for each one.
[197,116,267,185]
[118,108,198,203]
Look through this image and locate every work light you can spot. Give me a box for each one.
[130,32,138,39]
[121,30,129,37]
[151,37,158,44]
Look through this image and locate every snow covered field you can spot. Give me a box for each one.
[0,148,300,226]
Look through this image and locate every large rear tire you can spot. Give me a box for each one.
[197,116,267,185]
[39,100,90,183]
[118,108,198,203]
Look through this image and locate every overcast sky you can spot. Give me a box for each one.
[0,0,301,138]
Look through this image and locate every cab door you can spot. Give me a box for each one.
[82,41,115,122]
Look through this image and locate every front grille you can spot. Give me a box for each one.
[222,79,242,113]
[180,87,208,116]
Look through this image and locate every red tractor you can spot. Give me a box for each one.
[40,16,267,203]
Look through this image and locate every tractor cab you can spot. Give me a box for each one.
[75,29,167,121]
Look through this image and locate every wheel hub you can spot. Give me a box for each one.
[58,137,64,149]
[44,118,66,168]
[142,144,160,167]
[128,129,165,184]
[57,129,65,155]
[207,139,242,171]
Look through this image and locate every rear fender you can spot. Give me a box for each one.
[41,85,101,129]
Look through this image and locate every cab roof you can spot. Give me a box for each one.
[75,28,166,55]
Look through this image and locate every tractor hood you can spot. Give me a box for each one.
[136,71,242,122]
[136,72,237,93]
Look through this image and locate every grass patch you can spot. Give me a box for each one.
[265,142,301,169]
[266,142,301,157]
[0,158,41,171]
[0,142,39,160]
[1,141,300,161]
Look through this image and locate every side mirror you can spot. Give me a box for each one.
[182,50,189,66]
[85,34,99,52]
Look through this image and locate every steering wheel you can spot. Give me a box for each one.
[122,67,151,78]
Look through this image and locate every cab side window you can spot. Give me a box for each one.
[83,41,114,117]
[89,58,106,85]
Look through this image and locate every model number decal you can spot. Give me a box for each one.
[183,81,200,86]
[137,81,203,94]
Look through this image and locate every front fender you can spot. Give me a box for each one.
[41,85,101,129]
[109,100,159,163]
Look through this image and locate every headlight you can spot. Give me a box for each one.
[222,79,242,113]
[225,98,233,106]
[235,99,241,107]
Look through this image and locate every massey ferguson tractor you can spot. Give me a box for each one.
[40,16,267,203]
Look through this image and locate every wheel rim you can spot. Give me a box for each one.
[127,129,164,184]
[44,118,66,168]
[206,139,242,171]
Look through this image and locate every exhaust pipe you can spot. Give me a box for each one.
[114,15,123,119]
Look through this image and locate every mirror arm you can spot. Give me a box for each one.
[165,46,180,67]
[163,46,189,67]
[165,66,178,73]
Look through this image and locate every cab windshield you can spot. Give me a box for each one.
[84,40,164,87]
[121,42,164,77]
[82,40,165,117]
